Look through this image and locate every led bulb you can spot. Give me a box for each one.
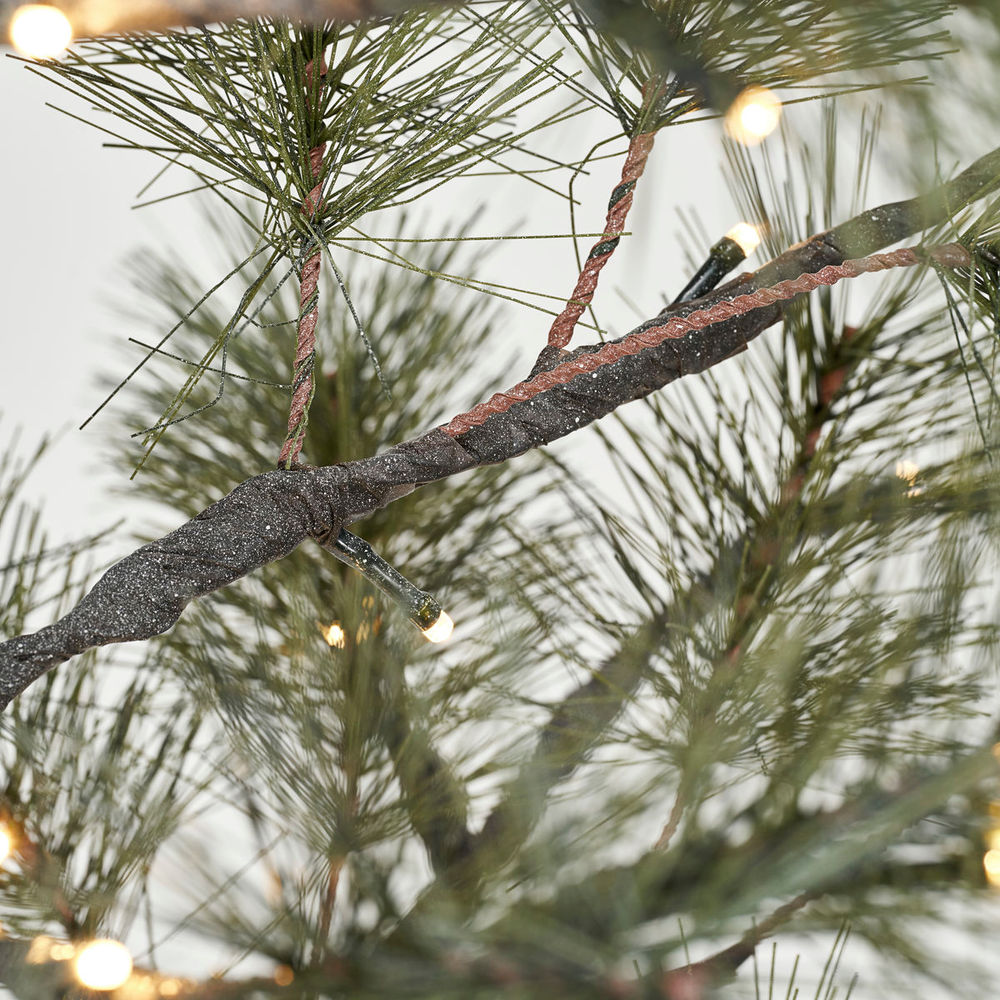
[9,5,73,59]
[74,939,133,992]
[725,222,762,258]
[724,86,782,145]
[319,621,347,649]
[985,849,1000,887]
[421,611,454,644]
[326,531,453,643]
[0,827,11,863]
[894,459,922,497]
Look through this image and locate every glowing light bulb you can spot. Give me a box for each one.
[319,621,347,649]
[274,965,295,986]
[985,849,1000,887]
[325,531,451,642]
[672,223,762,305]
[0,827,11,863]
[9,5,73,59]
[725,222,762,258]
[422,611,454,644]
[74,939,133,991]
[894,459,922,497]
[724,86,782,145]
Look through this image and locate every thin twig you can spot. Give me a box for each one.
[278,57,328,470]
[547,82,662,350]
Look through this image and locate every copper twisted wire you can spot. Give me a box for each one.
[546,129,657,350]
[443,243,971,438]
[279,60,328,470]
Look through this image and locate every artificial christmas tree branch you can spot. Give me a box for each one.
[0,816,980,999]
[2,144,999,711]
[659,890,818,999]
[505,750,996,952]
[424,292,938,889]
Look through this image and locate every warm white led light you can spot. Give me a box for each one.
[9,5,73,59]
[319,621,347,649]
[895,459,922,497]
[985,848,1000,887]
[724,86,782,145]
[725,222,762,257]
[74,939,133,991]
[421,611,454,644]
[0,827,11,864]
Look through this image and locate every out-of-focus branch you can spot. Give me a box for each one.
[659,892,816,1000]
[0,0,421,39]
[376,664,475,878]
[651,317,870,852]
[447,615,666,884]
[0,840,984,1000]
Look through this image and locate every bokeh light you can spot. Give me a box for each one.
[9,5,73,59]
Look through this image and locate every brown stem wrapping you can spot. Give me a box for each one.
[278,63,328,469]
[547,130,657,349]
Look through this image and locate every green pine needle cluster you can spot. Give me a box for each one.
[546,0,953,132]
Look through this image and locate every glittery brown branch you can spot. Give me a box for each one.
[2,142,999,711]
[278,61,328,470]
[444,243,970,437]
[546,129,657,350]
